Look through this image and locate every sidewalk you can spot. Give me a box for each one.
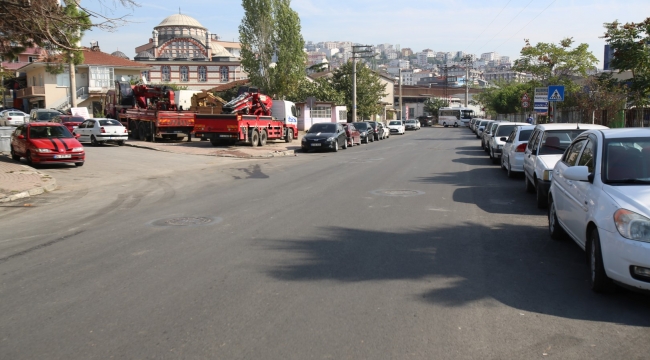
[0,155,57,203]
[125,133,304,158]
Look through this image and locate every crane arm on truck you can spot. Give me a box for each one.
[222,87,273,116]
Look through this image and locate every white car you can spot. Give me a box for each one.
[488,122,528,164]
[523,123,608,208]
[73,118,128,146]
[0,111,27,126]
[501,125,535,177]
[548,128,650,292]
[387,120,405,135]
[404,119,420,131]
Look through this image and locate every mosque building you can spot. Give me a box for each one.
[127,13,246,90]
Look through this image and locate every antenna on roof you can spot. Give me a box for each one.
[179,7,181,14]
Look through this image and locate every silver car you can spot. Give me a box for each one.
[501,125,535,177]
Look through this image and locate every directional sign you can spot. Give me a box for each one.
[548,85,565,102]
[534,88,548,112]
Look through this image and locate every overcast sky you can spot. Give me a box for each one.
[82,0,650,67]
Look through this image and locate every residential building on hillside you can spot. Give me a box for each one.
[481,52,499,61]
[401,48,413,57]
[484,69,528,83]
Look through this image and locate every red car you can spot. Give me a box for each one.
[343,123,362,147]
[10,122,85,166]
[52,115,85,133]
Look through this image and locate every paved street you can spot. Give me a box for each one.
[1,127,649,359]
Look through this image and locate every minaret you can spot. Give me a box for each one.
[206,31,212,59]
[152,30,159,57]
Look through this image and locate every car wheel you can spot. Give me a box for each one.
[525,175,535,193]
[342,138,348,149]
[10,146,20,161]
[259,130,268,146]
[117,140,125,146]
[500,155,506,170]
[548,197,566,241]
[536,183,548,208]
[91,135,100,146]
[491,150,499,164]
[26,150,33,165]
[333,140,339,152]
[75,162,84,167]
[589,228,616,292]
[362,136,368,144]
[507,161,515,178]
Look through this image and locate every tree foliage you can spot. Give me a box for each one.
[0,0,138,60]
[44,1,92,75]
[603,18,650,108]
[331,61,386,120]
[573,73,627,126]
[474,81,533,116]
[239,0,306,99]
[423,98,449,118]
[288,77,344,105]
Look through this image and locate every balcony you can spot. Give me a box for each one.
[16,86,45,98]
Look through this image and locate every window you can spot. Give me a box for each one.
[311,106,331,118]
[180,66,189,82]
[89,66,114,89]
[28,56,35,62]
[339,110,347,121]
[56,71,70,87]
[141,71,150,82]
[198,66,207,82]
[564,139,586,166]
[162,66,171,81]
[577,139,596,173]
[220,66,229,82]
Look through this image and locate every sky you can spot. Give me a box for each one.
[81,0,650,67]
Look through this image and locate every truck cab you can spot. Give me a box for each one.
[271,100,298,127]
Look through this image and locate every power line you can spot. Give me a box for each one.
[494,0,558,52]
[466,0,513,50]
[476,0,535,53]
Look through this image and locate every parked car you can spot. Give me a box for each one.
[0,111,27,126]
[343,123,361,147]
[352,122,375,143]
[387,120,405,135]
[380,122,390,139]
[405,119,420,131]
[366,121,386,140]
[488,122,528,164]
[301,122,348,152]
[28,109,62,123]
[476,120,492,139]
[501,125,535,178]
[52,115,85,133]
[10,122,85,166]
[481,121,500,151]
[523,123,608,208]
[419,116,434,127]
[469,118,478,132]
[73,118,128,146]
[548,128,650,292]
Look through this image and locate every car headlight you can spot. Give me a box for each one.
[35,148,52,153]
[361,131,367,136]
[72,147,84,152]
[614,209,650,242]
[542,169,552,181]
[327,137,335,142]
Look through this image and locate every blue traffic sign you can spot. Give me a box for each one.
[548,85,565,102]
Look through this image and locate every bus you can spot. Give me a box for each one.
[438,107,475,127]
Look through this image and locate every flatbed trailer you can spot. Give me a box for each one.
[118,109,195,142]
[194,113,297,146]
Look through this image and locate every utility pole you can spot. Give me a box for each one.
[461,55,474,107]
[443,64,448,101]
[351,45,374,122]
[399,68,403,120]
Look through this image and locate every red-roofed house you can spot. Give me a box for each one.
[15,46,150,114]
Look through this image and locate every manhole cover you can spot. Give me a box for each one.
[150,217,221,227]
[370,189,425,197]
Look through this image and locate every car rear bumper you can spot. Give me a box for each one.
[96,134,128,141]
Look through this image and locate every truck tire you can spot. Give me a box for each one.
[131,121,140,140]
[259,130,268,146]
[210,138,223,146]
[138,122,147,141]
[285,129,293,143]
[250,130,259,147]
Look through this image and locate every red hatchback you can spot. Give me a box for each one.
[52,115,85,133]
[343,123,361,147]
[10,122,85,166]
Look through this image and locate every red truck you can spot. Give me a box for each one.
[105,81,194,141]
[193,88,298,146]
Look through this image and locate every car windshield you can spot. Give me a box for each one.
[518,129,533,141]
[479,121,488,127]
[352,122,368,130]
[29,126,73,139]
[308,123,337,133]
[99,119,122,126]
[63,117,85,123]
[389,121,401,125]
[35,112,61,121]
[604,138,650,184]
[461,110,474,119]
[538,130,586,155]
[406,120,415,124]
[496,125,516,137]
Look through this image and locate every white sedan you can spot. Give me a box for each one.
[0,111,27,126]
[548,128,650,292]
[387,120,405,135]
[73,118,128,146]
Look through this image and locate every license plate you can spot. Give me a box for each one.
[311,143,321,147]
[54,154,71,159]
[219,135,230,138]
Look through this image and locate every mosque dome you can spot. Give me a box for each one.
[210,42,232,57]
[155,14,205,29]
[111,50,129,59]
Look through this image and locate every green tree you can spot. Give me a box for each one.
[288,77,344,104]
[474,81,533,115]
[331,61,386,121]
[239,0,305,99]
[423,98,449,118]
[574,73,627,126]
[603,18,650,112]
[45,1,92,75]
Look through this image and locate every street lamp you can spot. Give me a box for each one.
[461,55,474,107]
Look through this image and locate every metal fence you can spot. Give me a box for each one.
[498,107,649,128]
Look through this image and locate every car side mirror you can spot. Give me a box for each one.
[500,137,507,142]
[75,133,81,139]
[17,135,25,139]
[563,166,590,182]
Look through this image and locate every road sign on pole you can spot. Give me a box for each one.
[548,85,565,102]
[534,87,548,112]
[522,101,529,108]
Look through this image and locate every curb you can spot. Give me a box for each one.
[0,168,58,204]
[125,142,298,159]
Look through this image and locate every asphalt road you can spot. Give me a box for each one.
[1,128,649,359]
